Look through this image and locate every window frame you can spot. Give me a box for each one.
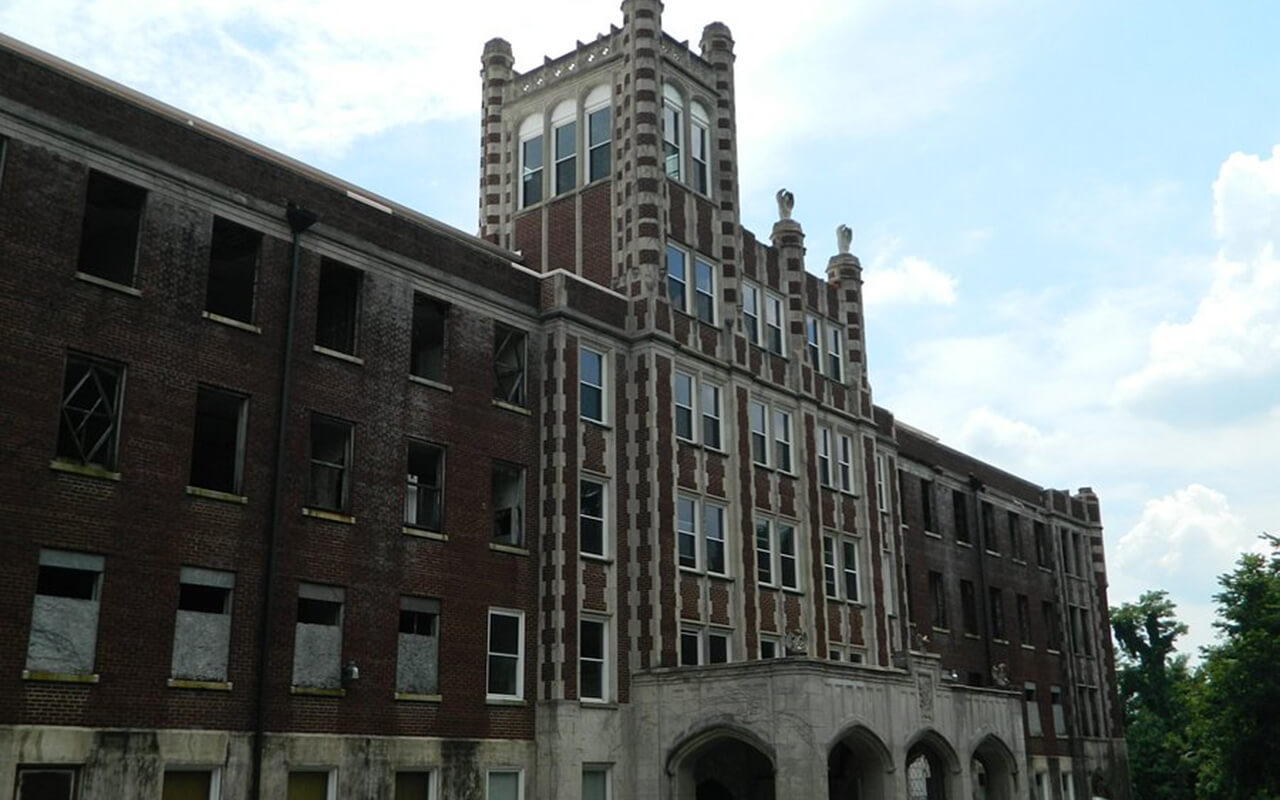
[700,381,722,449]
[805,315,820,369]
[579,477,607,558]
[410,293,448,384]
[690,101,710,195]
[586,93,612,183]
[665,243,688,313]
[960,579,978,635]
[749,401,769,466]
[693,256,716,324]
[741,282,761,346]
[582,765,611,800]
[205,215,261,325]
[487,770,524,800]
[662,88,682,181]
[755,519,774,586]
[578,617,608,702]
[838,434,853,493]
[841,538,860,603]
[826,325,843,380]
[486,608,525,701]
[553,118,577,196]
[674,371,695,442]
[817,428,833,488]
[56,351,125,472]
[777,523,799,591]
[929,570,949,630]
[519,122,544,209]
[703,502,727,576]
[77,169,146,288]
[493,323,528,407]
[188,384,248,496]
[822,535,838,598]
[772,409,792,473]
[306,413,353,513]
[491,461,526,547]
[677,495,698,570]
[764,293,784,355]
[405,440,445,532]
[314,258,363,357]
[579,346,606,423]
[396,596,441,695]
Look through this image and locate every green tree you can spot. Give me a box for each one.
[1111,591,1196,800]
[1193,533,1280,800]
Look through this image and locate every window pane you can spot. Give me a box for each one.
[395,772,432,800]
[490,614,519,654]
[488,772,519,800]
[162,770,212,800]
[582,769,607,800]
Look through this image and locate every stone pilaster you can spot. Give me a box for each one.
[479,38,514,244]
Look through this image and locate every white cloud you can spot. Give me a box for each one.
[864,255,958,308]
[1115,146,1280,406]
[1117,484,1248,576]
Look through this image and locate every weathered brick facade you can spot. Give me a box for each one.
[0,2,1128,798]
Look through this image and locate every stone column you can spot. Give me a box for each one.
[479,38,514,245]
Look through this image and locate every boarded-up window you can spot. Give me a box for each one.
[292,583,343,689]
[171,567,233,682]
[397,597,440,694]
[27,549,103,674]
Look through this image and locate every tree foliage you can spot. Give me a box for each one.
[1114,534,1280,800]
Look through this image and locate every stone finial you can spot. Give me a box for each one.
[776,188,794,220]
[836,224,853,255]
[991,662,1011,688]
[784,628,808,656]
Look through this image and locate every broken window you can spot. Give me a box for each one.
[188,385,246,495]
[315,258,362,355]
[171,567,233,682]
[1034,520,1050,567]
[680,629,700,666]
[307,415,352,513]
[990,586,1006,640]
[162,770,218,800]
[77,170,146,286]
[410,294,447,382]
[1008,511,1024,560]
[27,549,103,675]
[56,352,124,470]
[493,323,526,406]
[491,461,525,546]
[16,767,80,800]
[953,490,971,544]
[929,570,947,629]
[292,583,343,689]
[405,441,443,531]
[982,502,998,553]
[205,216,260,323]
[397,596,440,694]
[486,608,523,699]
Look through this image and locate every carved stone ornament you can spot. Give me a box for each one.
[836,224,854,255]
[917,673,935,721]
[776,188,794,220]
[991,662,1011,688]
[784,628,808,656]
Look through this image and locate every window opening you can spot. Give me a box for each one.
[580,347,605,422]
[693,257,715,323]
[749,401,768,465]
[307,415,352,512]
[826,325,843,380]
[818,428,832,487]
[842,539,860,602]
[189,386,246,495]
[674,372,694,441]
[960,579,978,635]
[765,294,784,354]
[405,441,444,531]
[773,410,792,472]
[700,382,721,448]
[778,524,798,590]
[823,536,838,598]
[521,134,543,207]
[755,520,773,585]
[742,283,760,345]
[662,96,681,179]
[805,316,820,368]
[487,609,523,698]
[838,435,853,492]
[315,259,361,355]
[205,216,260,323]
[554,120,576,195]
[665,244,687,312]
[704,503,726,574]
[410,295,447,382]
[587,105,611,181]
[78,170,145,286]
[677,496,697,569]
[579,618,606,700]
[580,479,605,557]
[491,462,525,546]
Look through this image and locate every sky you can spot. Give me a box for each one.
[3,0,1276,658]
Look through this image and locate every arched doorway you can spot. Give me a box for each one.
[828,724,892,800]
[969,735,1017,800]
[906,730,959,800]
[671,730,776,800]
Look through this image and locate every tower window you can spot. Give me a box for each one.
[520,133,543,208]
[662,85,683,180]
[554,120,577,195]
[587,104,611,182]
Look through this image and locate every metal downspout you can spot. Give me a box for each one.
[251,204,318,800]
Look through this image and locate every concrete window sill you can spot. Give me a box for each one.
[186,486,248,504]
[50,459,120,482]
[290,686,346,697]
[485,697,527,707]
[168,678,232,691]
[394,692,442,703]
[202,311,261,334]
[408,374,453,392]
[489,542,530,556]
[403,527,448,541]
[23,670,99,684]
[302,508,355,525]
[75,271,141,296]
[313,345,364,365]
[492,399,531,416]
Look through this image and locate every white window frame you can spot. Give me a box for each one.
[838,434,853,493]
[704,502,727,576]
[773,409,793,473]
[818,428,832,487]
[582,765,611,800]
[585,87,612,183]
[827,325,843,380]
[487,769,524,800]
[755,519,774,586]
[679,628,701,666]
[693,256,716,325]
[741,282,761,346]
[874,453,888,515]
[822,535,838,599]
[579,617,608,702]
[690,101,710,195]
[842,538,861,602]
[518,116,543,209]
[805,315,820,369]
[665,243,687,313]
[700,381,722,449]
[778,523,799,590]
[765,293,784,355]
[749,401,769,465]
[579,346,606,423]
[677,496,727,576]
[677,495,698,570]
[759,636,781,659]
[662,84,683,181]
[707,630,730,664]
[674,371,695,441]
[579,477,607,558]
[486,608,525,701]
[552,99,577,196]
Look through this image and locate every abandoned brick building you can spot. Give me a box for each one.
[0,2,1130,799]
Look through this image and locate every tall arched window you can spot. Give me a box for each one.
[551,99,576,196]
[584,85,611,183]
[690,101,710,195]
[518,114,544,208]
[662,83,683,180]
